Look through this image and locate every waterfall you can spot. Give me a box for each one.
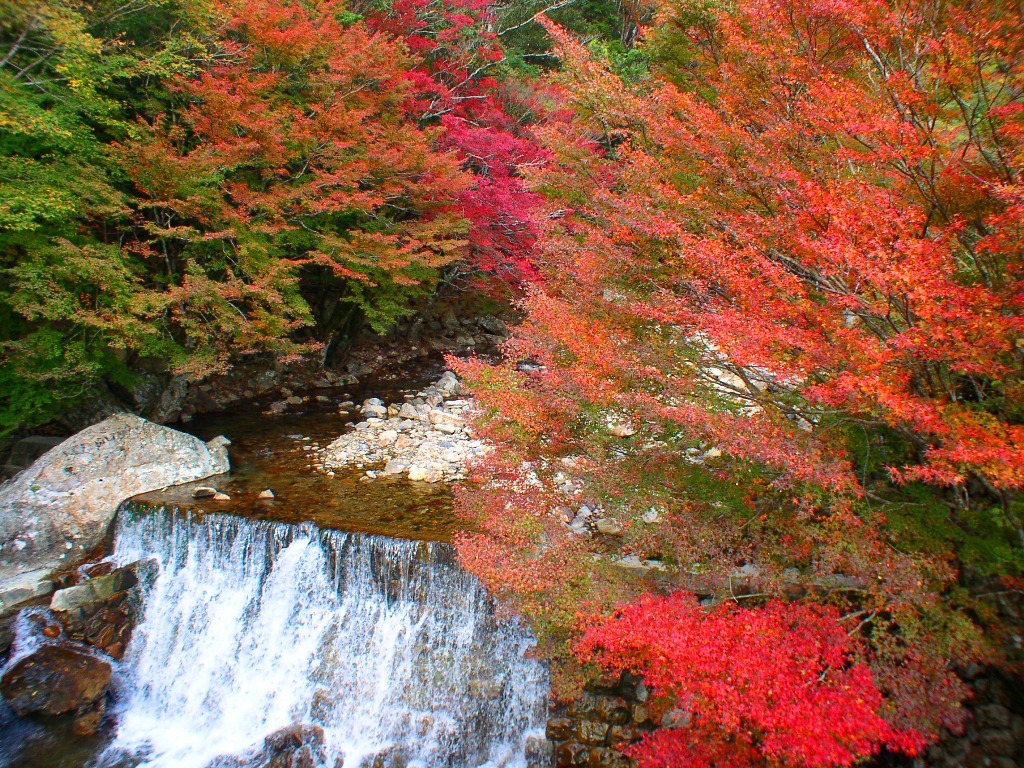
[99,507,547,768]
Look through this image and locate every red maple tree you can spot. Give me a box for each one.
[364,0,549,284]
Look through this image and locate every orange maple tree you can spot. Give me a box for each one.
[453,0,1023,761]
[121,0,470,370]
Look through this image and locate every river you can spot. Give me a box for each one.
[0,375,549,768]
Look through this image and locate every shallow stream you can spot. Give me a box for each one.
[0,376,548,768]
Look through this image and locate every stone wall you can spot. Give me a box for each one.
[543,673,654,768]
[920,666,1024,768]
[919,586,1024,767]
[547,662,1024,768]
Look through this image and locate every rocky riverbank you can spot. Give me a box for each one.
[1,558,147,736]
[0,305,513,464]
[315,371,488,484]
[0,414,229,625]
[169,308,508,425]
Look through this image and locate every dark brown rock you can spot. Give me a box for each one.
[966,742,990,766]
[587,748,629,768]
[631,705,652,726]
[1012,714,1024,744]
[0,643,111,715]
[595,697,631,725]
[947,733,971,760]
[83,562,114,579]
[72,699,106,736]
[547,717,575,741]
[568,691,599,719]
[525,735,555,768]
[55,567,143,656]
[106,640,125,660]
[607,725,643,746]
[586,672,623,695]
[262,724,327,768]
[554,742,589,768]
[979,728,1017,757]
[356,743,407,768]
[977,703,1012,729]
[97,606,123,624]
[575,720,609,746]
[88,622,116,649]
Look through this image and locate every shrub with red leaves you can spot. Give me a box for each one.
[577,593,928,767]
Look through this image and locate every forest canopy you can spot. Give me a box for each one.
[2,0,1022,765]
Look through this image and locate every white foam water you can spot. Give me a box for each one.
[99,507,547,768]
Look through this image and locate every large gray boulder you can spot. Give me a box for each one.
[0,413,229,615]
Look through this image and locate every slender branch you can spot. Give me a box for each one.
[497,2,578,36]
[0,21,34,70]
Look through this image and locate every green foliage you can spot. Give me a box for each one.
[333,10,364,26]
[0,0,471,432]
[586,38,649,82]
[497,0,644,65]
[644,0,727,98]
[842,422,1024,577]
[0,0,173,431]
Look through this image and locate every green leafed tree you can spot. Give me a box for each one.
[0,0,187,433]
[0,0,471,435]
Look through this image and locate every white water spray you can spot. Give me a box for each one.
[100,507,547,768]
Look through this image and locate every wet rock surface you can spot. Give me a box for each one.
[356,744,410,768]
[316,372,488,483]
[0,557,148,745]
[545,674,652,768]
[260,725,330,768]
[48,560,148,660]
[1,643,111,717]
[207,724,331,768]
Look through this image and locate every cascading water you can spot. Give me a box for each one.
[98,506,547,768]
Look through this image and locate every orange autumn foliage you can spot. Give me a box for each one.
[453,0,1021,759]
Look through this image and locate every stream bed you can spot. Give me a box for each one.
[134,373,462,542]
[1,376,549,768]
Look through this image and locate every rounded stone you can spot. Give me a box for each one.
[554,742,589,768]
[547,717,574,741]
[575,720,609,745]
[1,644,112,716]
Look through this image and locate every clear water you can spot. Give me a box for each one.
[131,382,460,543]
